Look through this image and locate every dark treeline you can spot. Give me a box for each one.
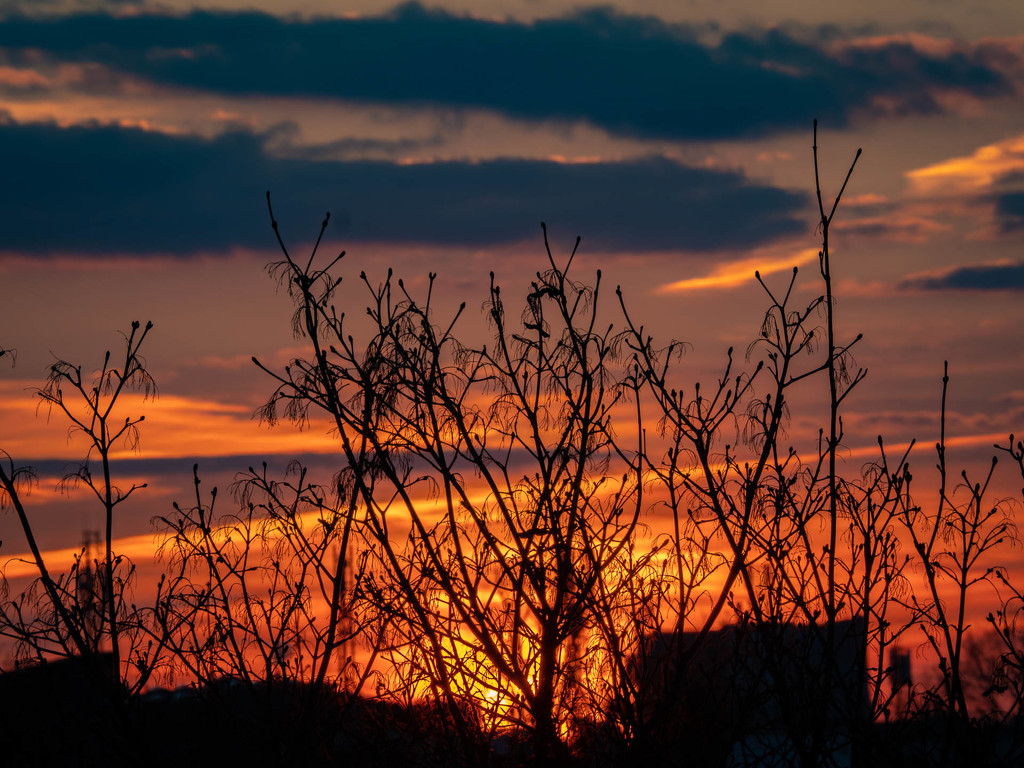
[2,130,1024,767]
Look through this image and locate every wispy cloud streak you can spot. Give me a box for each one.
[657,248,819,292]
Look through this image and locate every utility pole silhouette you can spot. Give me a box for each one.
[77,529,102,653]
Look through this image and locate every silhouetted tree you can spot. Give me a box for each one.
[3,127,1024,768]
[0,321,166,695]
[252,198,652,763]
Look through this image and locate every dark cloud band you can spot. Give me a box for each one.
[0,3,1012,141]
[0,120,807,255]
[995,191,1024,232]
[900,261,1024,291]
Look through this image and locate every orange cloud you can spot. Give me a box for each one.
[906,133,1024,196]
[844,193,890,207]
[833,214,951,243]
[843,431,1012,460]
[1,531,163,581]
[0,383,340,461]
[835,32,960,57]
[657,248,819,293]
[0,66,50,89]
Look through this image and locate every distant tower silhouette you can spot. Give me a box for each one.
[890,646,912,715]
[338,551,354,685]
[77,529,102,652]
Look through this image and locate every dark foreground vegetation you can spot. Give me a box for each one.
[2,129,1024,767]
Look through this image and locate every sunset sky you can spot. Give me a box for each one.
[1,0,1023,589]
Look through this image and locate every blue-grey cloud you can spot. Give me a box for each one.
[0,4,1013,141]
[0,120,807,255]
[995,191,1024,232]
[22,453,339,483]
[899,261,1024,291]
